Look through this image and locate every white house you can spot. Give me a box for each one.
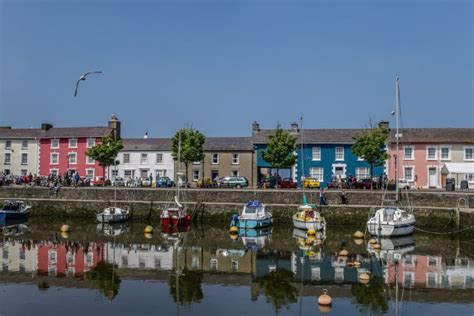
[115,138,174,184]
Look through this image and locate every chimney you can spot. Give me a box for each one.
[41,123,53,131]
[378,121,389,130]
[108,114,121,140]
[291,122,299,133]
[143,132,149,139]
[252,121,260,134]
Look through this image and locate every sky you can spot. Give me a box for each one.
[0,0,472,138]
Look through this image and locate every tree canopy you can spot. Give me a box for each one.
[261,125,297,174]
[169,270,204,306]
[352,125,389,179]
[259,268,298,313]
[86,135,123,179]
[171,128,205,182]
[85,261,121,301]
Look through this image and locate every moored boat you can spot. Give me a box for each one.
[0,200,31,220]
[292,195,325,231]
[234,200,272,229]
[161,196,192,227]
[96,207,129,223]
[367,207,415,237]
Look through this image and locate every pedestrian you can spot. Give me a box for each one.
[341,190,348,205]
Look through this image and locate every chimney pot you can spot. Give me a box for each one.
[252,121,260,134]
[41,123,53,131]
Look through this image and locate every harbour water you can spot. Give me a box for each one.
[0,216,472,316]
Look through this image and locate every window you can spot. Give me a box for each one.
[232,170,239,177]
[22,140,28,149]
[312,147,321,161]
[155,257,161,269]
[335,147,344,161]
[356,167,370,179]
[211,153,219,164]
[404,271,415,287]
[404,166,414,181]
[86,138,95,148]
[428,256,438,267]
[86,254,93,265]
[21,153,28,165]
[311,267,321,281]
[111,169,118,177]
[20,169,27,176]
[139,256,146,268]
[3,169,10,175]
[51,139,59,149]
[5,140,11,149]
[310,167,324,181]
[192,170,200,182]
[156,153,163,164]
[335,267,344,282]
[124,170,134,178]
[68,153,77,164]
[232,153,240,165]
[86,169,94,179]
[192,256,200,269]
[466,173,474,183]
[464,147,474,161]
[357,156,365,161]
[140,153,148,164]
[426,272,437,288]
[404,146,414,160]
[123,153,130,164]
[4,153,11,165]
[87,156,95,164]
[426,146,437,160]
[156,169,166,177]
[210,258,218,271]
[68,138,77,148]
[50,153,59,164]
[50,169,59,176]
[49,251,57,263]
[440,146,451,160]
[121,255,128,267]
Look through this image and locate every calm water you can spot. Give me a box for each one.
[0,217,472,316]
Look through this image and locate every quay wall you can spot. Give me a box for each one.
[0,187,473,228]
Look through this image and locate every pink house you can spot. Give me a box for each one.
[387,128,474,189]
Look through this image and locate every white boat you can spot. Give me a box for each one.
[97,222,130,236]
[235,200,272,229]
[292,196,326,231]
[96,207,129,223]
[367,78,415,237]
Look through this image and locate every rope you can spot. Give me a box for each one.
[414,225,474,234]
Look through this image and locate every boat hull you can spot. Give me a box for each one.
[0,210,30,220]
[237,217,272,229]
[292,215,325,231]
[96,213,129,223]
[367,220,415,237]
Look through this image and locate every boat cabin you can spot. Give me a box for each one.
[242,200,265,218]
[2,200,23,211]
[378,207,408,223]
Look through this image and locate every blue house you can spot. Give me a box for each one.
[252,122,384,187]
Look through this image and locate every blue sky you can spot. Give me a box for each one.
[1,0,472,137]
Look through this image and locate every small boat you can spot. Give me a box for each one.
[161,196,192,227]
[0,200,31,220]
[292,195,325,231]
[96,207,129,223]
[0,218,29,237]
[233,200,272,229]
[97,222,130,236]
[367,207,415,237]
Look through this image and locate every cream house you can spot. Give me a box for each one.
[0,127,40,176]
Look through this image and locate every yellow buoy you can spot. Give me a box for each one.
[372,243,381,249]
[318,305,332,314]
[339,249,349,256]
[318,289,332,306]
[353,231,364,238]
[369,238,377,244]
[359,272,370,284]
[144,225,154,233]
[307,228,316,236]
[354,261,361,268]
[229,233,238,240]
[229,226,239,233]
[144,232,153,239]
[61,231,69,239]
[354,238,364,245]
[60,225,70,232]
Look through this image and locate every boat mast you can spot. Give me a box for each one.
[300,116,306,204]
[395,78,400,202]
[177,130,181,202]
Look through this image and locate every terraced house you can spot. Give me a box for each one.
[0,127,40,176]
[252,121,383,187]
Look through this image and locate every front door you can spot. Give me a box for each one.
[140,169,148,179]
[428,168,437,188]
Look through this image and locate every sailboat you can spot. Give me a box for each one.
[367,78,415,237]
[97,164,130,223]
[161,131,192,227]
[292,116,326,231]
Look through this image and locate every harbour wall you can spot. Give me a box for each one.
[1,187,473,228]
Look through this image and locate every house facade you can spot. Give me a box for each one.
[116,138,173,182]
[252,122,384,187]
[184,137,256,187]
[387,128,474,189]
[37,115,120,180]
[0,127,40,176]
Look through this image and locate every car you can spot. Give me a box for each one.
[157,176,174,188]
[112,177,125,186]
[218,176,249,188]
[140,178,152,187]
[353,178,374,189]
[303,178,321,189]
[279,178,297,189]
[397,180,411,190]
[197,177,212,188]
[91,177,106,186]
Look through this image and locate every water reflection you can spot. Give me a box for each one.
[0,218,472,314]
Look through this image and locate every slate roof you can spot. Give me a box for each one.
[388,128,474,144]
[0,127,112,139]
[122,138,171,151]
[204,137,253,151]
[252,129,363,144]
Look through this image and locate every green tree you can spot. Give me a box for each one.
[259,269,298,313]
[85,261,121,301]
[86,135,123,181]
[261,125,297,186]
[171,128,205,185]
[169,270,204,306]
[352,125,389,186]
[351,276,389,314]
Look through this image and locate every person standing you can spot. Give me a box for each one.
[341,190,348,205]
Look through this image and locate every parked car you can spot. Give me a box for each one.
[304,178,321,189]
[112,177,125,186]
[353,179,374,189]
[91,177,106,186]
[218,176,249,188]
[140,178,152,187]
[197,177,212,188]
[397,180,411,190]
[327,180,351,189]
[157,177,174,188]
[279,178,297,189]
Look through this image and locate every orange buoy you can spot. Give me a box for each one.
[354,261,361,268]
[318,305,332,314]
[372,243,381,249]
[369,238,377,244]
[318,289,332,306]
[60,225,70,232]
[359,272,370,284]
[339,249,349,256]
[353,231,364,238]
[354,238,364,245]
[144,225,154,233]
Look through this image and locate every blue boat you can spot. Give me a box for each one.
[233,200,272,229]
[240,227,272,251]
[0,200,31,220]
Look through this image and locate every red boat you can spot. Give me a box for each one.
[161,196,192,227]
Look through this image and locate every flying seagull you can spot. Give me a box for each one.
[74,71,103,97]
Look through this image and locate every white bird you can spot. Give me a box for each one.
[74,71,103,97]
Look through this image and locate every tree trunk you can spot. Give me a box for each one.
[185,162,189,188]
[276,168,279,189]
[103,166,106,185]
[370,163,374,190]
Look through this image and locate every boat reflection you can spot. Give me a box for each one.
[97,222,130,236]
[239,227,272,252]
[0,219,30,237]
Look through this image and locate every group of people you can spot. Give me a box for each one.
[318,188,349,206]
[0,171,86,189]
